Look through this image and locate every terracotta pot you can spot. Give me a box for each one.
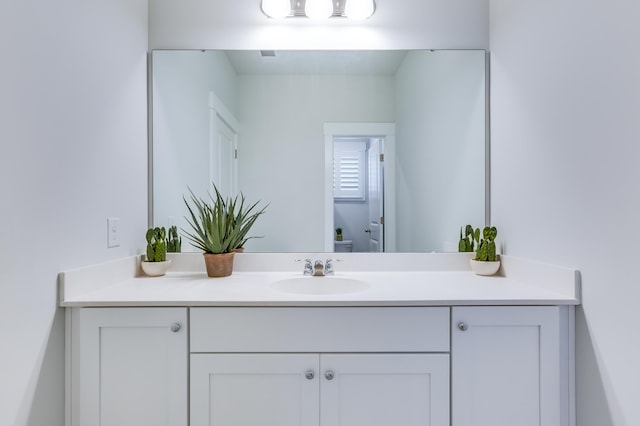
[203,252,235,277]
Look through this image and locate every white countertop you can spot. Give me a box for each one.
[59,253,581,307]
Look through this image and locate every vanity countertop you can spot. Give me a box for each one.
[59,253,580,307]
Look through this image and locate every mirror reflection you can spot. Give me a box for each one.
[151,49,486,253]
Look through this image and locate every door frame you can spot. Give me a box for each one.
[209,91,239,196]
[323,123,396,252]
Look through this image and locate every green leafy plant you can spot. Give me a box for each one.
[145,227,167,262]
[474,226,498,261]
[182,184,267,254]
[166,225,181,253]
[458,225,476,252]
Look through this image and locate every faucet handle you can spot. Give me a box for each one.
[300,258,313,275]
[324,258,335,275]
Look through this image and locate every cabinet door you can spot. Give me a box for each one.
[320,354,450,426]
[190,354,320,426]
[70,307,187,426]
[452,306,561,426]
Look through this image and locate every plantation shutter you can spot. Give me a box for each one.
[333,140,366,200]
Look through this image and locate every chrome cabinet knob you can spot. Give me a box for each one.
[457,322,468,331]
[305,370,315,380]
[170,322,182,333]
[325,370,335,380]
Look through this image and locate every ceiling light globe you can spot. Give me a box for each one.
[261,0,291,18]
[344,0,375,19]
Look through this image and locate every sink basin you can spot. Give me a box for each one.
[270,277,370,295]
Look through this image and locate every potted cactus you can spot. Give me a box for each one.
[141,227,172,276]
[458,224,475,252]
[166,225,181,253]
[469,226,500,276]
[183,184,267,277]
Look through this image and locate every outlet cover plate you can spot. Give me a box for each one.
[107,217,121,248]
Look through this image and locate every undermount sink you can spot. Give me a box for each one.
[270,276,370,295]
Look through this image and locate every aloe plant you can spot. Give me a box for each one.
[145,227,167,262]
[182,185,267,253]
[166,225,181,253]
[229,193,268,249]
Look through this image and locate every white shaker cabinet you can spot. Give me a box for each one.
[67,307,188,426]
[451,306,574,426]
[190,353,449,426]
[190,307,451,426]
[190,353,320,426]
[319,353,450,426]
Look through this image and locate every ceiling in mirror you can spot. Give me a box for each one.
[225,50,407,75]
[151,49,487,254]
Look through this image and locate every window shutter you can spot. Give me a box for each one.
[334,141,366,200]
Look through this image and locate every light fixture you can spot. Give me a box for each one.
[261,0,292,19]
[261,0,375,19]
[305,0,333,20]
[344,0,375,19]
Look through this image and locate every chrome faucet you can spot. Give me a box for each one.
[313,260,325,276]
[301,258,338,276]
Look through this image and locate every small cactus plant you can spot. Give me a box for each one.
[458,225,475,252]
[474,226,498,262]
[166,225,181,253]
[145,227,167,262]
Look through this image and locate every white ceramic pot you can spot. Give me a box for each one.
[469,257,500,276]
[141,259,172,277]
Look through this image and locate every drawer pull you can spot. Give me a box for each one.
[305,370,315,380]
[325,370,335,380]
[170,322,182,333]
[458,322,468,332]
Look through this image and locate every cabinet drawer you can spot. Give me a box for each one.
[190,307,450,353]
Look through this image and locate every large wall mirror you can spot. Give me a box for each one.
[151,49,487,253]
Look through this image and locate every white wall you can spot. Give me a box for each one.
[395,50,486,252]
[238,74,395,251]
[0,1,149,425]
[490,1,640,425]
[149,0,489,50]
[152,50,238,237]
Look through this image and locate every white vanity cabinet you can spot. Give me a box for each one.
[66,305,574,426]
[451,306,573,426]
[67,307,188,426]
[189,307,451,426]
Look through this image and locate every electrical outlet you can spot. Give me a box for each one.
[107,217,121,248]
